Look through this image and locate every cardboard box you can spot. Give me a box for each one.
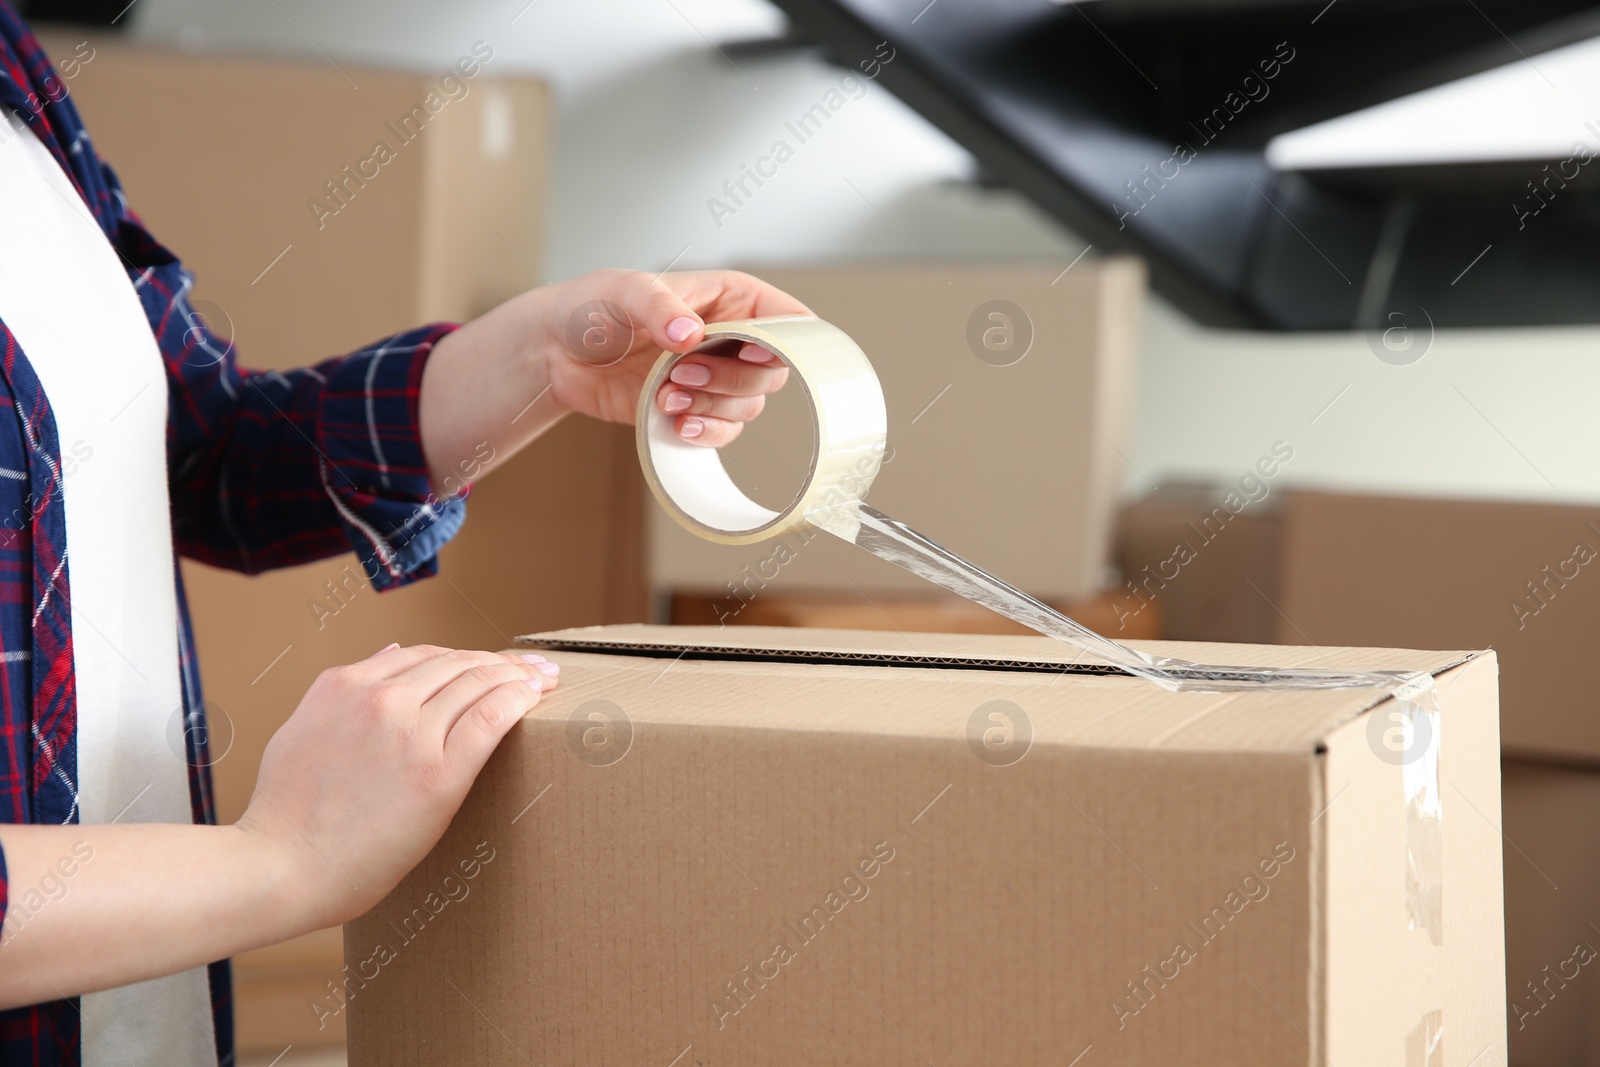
[1275,492,1600,765]
[38,28,549,357]
[650,261,1146,603]
[346,625,1504,1065]
[1117,487,1600,765]
[1501,761,1600,1067]
[1115,483,1285,643]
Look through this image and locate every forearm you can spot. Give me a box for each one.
[0,823,305,1010]
[418,287,570,494]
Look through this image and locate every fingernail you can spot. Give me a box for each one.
[680,417,704,439]
[664,390,693,413]
[534,661,560,677]
[375,642,400,655]
[519,653,546,664]
[523,676,544,691]
[739,344,776,362]
[665,316,700,343]
[669,363,711,387]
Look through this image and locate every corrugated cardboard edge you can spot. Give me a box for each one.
[518,624,1483,747]
[519,622,1477,668]
[523,632,1120,673]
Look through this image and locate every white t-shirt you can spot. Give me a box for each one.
[0,111,215,1064]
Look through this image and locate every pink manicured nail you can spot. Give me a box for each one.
[519,653,546,664]
[669,363,712,387]
[523,676,544,691]
[739,343,776,362]
[680,417,705,439]
[664,390,693,413]
[534,661,560,677]
[665,316,700,343]
[375,642,400,655]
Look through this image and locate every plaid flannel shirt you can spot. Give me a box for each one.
[0,7,468,1063]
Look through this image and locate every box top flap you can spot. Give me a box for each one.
[519,623,1475,676]
[515,626,1487,754]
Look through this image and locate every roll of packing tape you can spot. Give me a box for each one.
[635,315,888,545]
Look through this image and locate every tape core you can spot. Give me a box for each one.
[636,316,887,546]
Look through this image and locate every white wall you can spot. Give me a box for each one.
[132,0,1600,505]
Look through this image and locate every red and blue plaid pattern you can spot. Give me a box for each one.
[0,7,466,1063]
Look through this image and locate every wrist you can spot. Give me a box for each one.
[516,286,575,417]
[232,813,335,937]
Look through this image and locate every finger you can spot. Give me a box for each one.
[392,649,541,703]
[443,678,546,782]
[423,660,556,740]
[355,643,454,681]
[738,342,779,363]
[675,415,745,448]
[657,270,812,320]
[606,272,705,353]
[660,354,788,399]
[656,385,765,422]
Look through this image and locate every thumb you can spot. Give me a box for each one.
[614,274,704,353]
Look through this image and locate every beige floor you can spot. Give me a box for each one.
[238,1047,347,1067]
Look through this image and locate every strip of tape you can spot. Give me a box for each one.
[1407,1008,1444,1067]
[1404,698,1445,946]
[638,315,1445,942]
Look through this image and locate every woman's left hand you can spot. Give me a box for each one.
[536,269,806,445]
[419,268,809,492]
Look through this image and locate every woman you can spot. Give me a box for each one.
[0,7,801,1064]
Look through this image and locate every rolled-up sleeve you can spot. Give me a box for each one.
[313,333,469,586]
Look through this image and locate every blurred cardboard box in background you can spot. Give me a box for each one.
[347,624,1504,1066]
[653,260,1145,610]
[41,29,548,358]
[1118,487,1600,765]
[1114,483,1284,644]
[668,585,1162,639]
[1501,762,1600,1067]
[1275,492,1600,765]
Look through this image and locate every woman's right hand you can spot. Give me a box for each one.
[0,644,560,1009]
[237,644,559,929]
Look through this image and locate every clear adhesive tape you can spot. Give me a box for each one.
[636,315,887,545]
